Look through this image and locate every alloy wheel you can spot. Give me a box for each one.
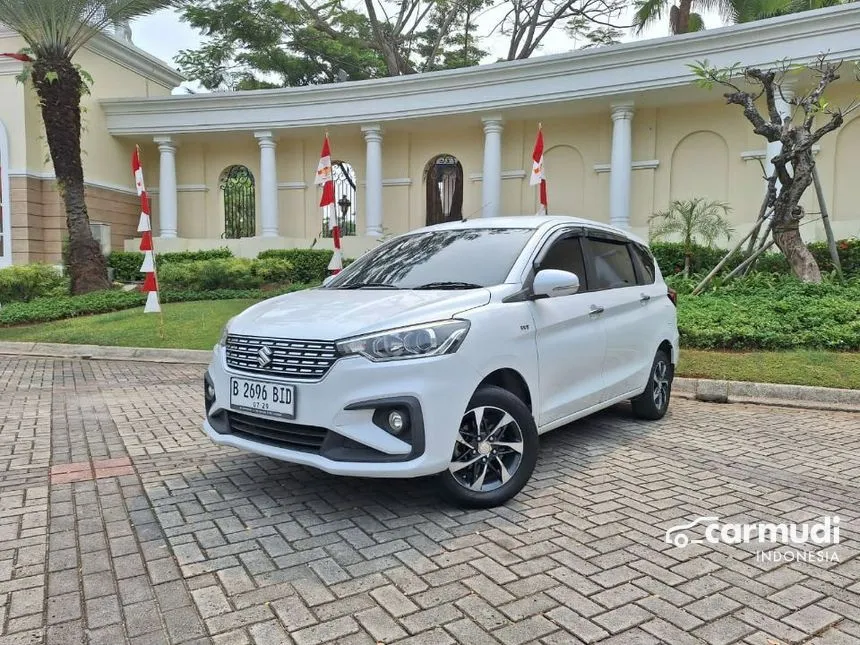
[448,405,524,492]
[652,359,670,411]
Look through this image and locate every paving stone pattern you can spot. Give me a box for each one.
[0,355,859,644]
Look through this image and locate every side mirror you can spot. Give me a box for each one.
[532,269,580,298]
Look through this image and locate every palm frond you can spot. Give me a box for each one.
[0,0,178,57]
[649,198,733,245]
[632,0,669,33]
[686,12,706,31]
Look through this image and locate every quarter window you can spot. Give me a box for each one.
[584,238,637,290]
[630,243,656,285]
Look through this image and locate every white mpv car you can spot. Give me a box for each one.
[203,216,679,507]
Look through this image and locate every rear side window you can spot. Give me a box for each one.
[583,238,637,290]
[630,243,656,285]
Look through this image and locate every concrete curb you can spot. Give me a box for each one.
[0,341,211,365]
[673,377,860,412]
[0,341,857,411]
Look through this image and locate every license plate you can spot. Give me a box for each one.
[230,378,295,419]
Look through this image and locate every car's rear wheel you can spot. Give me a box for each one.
[631,349,673,420]
[437,386,538,508]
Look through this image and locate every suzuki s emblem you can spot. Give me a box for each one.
[257,345,273,368]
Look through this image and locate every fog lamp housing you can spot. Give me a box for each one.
[373,406,410,437]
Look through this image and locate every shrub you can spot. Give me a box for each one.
[256,249,354,283]
[0,283,315,327]
[158,258,261,291]
[650,238,860,279]
[107,248,234,281]
[677,276,860,351]
[0,264,69,303]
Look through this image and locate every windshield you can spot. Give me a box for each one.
[327,228,535,289]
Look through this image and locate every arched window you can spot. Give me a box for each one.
[424,154,463,226]
[323,161,357,237]
[220,165,256,239]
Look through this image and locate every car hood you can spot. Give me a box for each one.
[228,287,491,340]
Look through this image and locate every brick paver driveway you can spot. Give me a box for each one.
[1,356,859,645]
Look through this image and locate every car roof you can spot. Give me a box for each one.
[412,216,647,245]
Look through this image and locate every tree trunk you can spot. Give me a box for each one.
[31,55,110,294]
[772,221,821,282]
[683,253,691,277]
[676,0,692,34]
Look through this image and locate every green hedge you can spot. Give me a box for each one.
[651,238,860,278]
[0,264,69,303]
[107,248,234,281]
[0,283,315,327]
[677,275,860,350]
[158,258,295,291]
[256,249,354,283]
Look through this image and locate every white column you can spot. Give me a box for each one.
[481,115,504,218]
[361,124,383,236]
[254,131,279,237]
[609,104,634,231]
[765,84,794,191]
[154,136,178,238]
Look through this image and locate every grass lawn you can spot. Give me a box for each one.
[1,299,858,388]
[0,299,257,350]
[678,349,860,390]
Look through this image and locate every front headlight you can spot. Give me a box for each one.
[336,320,470,362]
[218,317,236,347]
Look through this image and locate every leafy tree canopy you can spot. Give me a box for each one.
[176,0,626,90]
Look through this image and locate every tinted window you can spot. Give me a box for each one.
[327,228,534,289]
[537,236,587,285]
[584,238,637,290]
[630,243,656,285]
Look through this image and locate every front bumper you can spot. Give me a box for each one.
[203,346,478,477]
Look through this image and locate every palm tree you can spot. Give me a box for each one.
[649,198,734,276]
[632,0,710,35]
[633,0,841,35]
[0,0,175,293]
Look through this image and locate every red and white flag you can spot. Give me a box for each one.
[316,135,335,208]
[132,146,160,313]
[317,135,341,274]
[530,125,547,215]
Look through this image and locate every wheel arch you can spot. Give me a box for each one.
[476,368,533,411]
[658,339,675,365]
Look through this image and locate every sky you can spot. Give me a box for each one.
[129,3,724,93]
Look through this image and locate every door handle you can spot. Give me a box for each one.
[589,305,605,315]
[640,293,651,302]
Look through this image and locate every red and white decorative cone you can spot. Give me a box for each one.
[132,146,161,313]
[530,124,548,215]
[328,224,343,274]
[316,134,342,274]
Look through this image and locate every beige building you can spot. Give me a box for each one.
[3,5,860,267]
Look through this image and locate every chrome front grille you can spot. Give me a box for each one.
[225,334,338,380]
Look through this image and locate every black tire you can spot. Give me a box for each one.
[631,349,673,420]
[437,385,538,508]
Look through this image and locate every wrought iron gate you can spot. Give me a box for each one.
[322,161,357,237]
[221,165,256,239]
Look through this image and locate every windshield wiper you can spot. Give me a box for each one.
[336,282,399,290]
[412,281,484,290]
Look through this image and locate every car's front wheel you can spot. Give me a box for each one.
[437,386,538,508]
